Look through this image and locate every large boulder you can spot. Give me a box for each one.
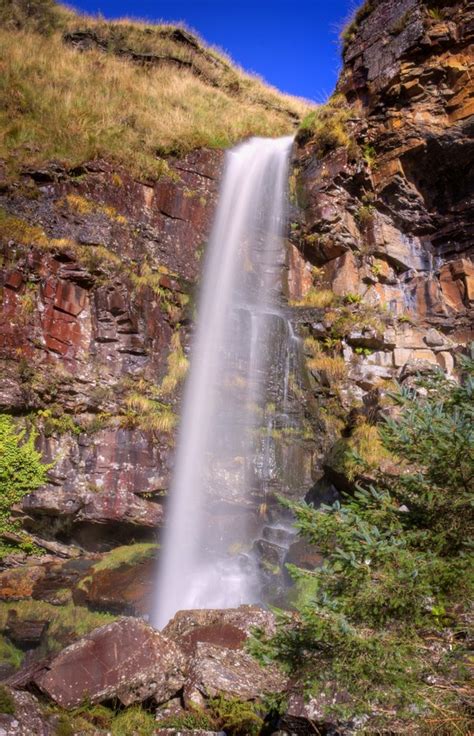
[31,617,186,708]
[183,641,287,708]
[162,605,277,655]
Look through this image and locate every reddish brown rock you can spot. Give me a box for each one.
[287,243,313,301]
[0,149,222,545]
[33,617,186,708]
[0,565,46,601]
[73,555,155,615]
[163,605,277,653]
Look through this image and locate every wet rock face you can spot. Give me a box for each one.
[0,150,222,542]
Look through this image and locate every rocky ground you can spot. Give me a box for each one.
[0,0,473,733]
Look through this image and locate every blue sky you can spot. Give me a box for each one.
[69,0,356,101]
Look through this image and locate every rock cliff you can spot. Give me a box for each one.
[287,0,473,501]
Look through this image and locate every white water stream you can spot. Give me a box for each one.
[153,136,293,628]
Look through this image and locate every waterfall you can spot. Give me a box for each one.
[153,136,294,629]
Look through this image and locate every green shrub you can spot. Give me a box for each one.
[251,356,474,728]
[0,685,15,715]
[0,414,51,557]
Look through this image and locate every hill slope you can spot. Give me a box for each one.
[0,0,308,179]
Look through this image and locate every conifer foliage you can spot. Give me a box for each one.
[251,357,474,729]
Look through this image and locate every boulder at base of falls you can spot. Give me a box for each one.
[30,617,186,708]
[162,605,277,655]
[183,641,287,708]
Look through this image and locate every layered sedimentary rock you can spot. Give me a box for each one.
[0,151,222,544]
[289,0,473,371]
[286,0,473,502]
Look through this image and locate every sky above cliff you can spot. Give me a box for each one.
[69,0,354,101]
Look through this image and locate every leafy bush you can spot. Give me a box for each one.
[0,414,51,556]
[251,356,474,728]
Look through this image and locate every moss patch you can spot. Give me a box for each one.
[0,600,116,655]
[0,685,15,715]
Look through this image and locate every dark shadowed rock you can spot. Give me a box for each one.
[156,732,225,736]
[32,617,186,708]
[5,610,49,649]
[278,690,354,735]
[183,641,287,707]
[284,539,324,572]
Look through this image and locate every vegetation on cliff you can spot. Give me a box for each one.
[0,415,51,557]
[252,357,474,732]
[0,0,307,178]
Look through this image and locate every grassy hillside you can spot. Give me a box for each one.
[0,0,308,179]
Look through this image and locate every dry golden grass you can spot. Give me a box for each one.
[0,3,310,178]
[290,288,335,308]
[121,392,177,433]
[159,331,189,396]
[307,353,347,381]
[304,334,347,381]
[331,419,392,480]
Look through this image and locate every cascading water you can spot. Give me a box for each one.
[153,136,295,629]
